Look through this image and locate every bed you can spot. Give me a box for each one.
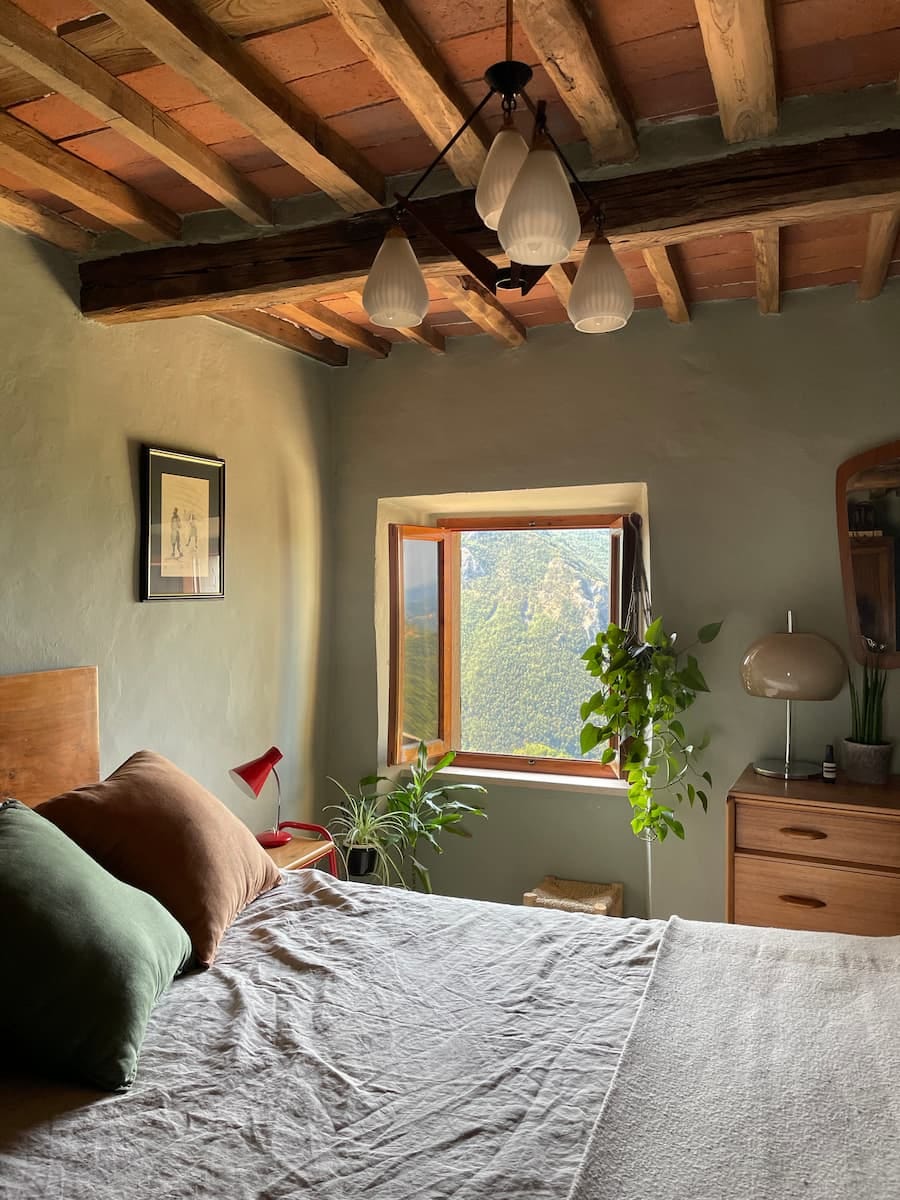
[2,668,898,1200]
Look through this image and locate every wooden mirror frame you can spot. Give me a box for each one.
[836,439,900,667]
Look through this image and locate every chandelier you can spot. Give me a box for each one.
[362,1,634,335]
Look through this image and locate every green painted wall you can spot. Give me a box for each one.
[326,284,900,920]
[0,227,332,831]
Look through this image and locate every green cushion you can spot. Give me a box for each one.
[0,800,192,1091]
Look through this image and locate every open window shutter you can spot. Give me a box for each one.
[388,525,453,764]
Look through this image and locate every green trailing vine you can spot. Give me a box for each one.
[579,617,722,843]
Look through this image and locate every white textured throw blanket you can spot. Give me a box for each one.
[569,916,900,1200]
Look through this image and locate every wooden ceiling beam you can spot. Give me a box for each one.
[98,0,384,213]
[79,131,900,322]
[694,0,778,143]
[272,299,391,357]
[437,275,525,346]
[0,110,179,242]
[858,210,900,301]
[345,290,445,352]
[642,246,690,323]
[0,0,272,227]
[214,309,348,365]
[546,262,577,308]
[516,0,636,163]
[0,182,95,252]
[752,226,780,313]
[321,0,488,187]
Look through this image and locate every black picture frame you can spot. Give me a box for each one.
[140,446,225,601]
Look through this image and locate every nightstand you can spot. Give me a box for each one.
[263,822,337,875]
[727,766,900,936]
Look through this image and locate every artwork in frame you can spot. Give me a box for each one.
[141,446,225,601]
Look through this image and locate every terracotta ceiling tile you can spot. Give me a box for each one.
[287,60,397,118]
[409,0,503,46]
[361,132,436,176]
[440,25,536,83]
[168,102,251,146]
[587,0,702,47]
[60,129,215,211]
[242,18,365,82]
[8,93,105,141]
[207,135,283,174]
[244,162,317,197]
[780,31,900,95]
[781,267,861,291]
[774,0,900,48]
[58,127,150,170]
[13,1,98,28]
[328,98,422,148]
[57,205,114,231]
[118,64,211,111]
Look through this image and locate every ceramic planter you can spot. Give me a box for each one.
[347,846,378,876]
[842,738,893,786]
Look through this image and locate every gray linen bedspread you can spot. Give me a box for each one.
[1,872,660,1200]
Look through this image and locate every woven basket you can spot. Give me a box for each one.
[522,875,623,916]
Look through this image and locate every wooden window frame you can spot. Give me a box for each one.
[388,524,453,765]
[389,514,626,779]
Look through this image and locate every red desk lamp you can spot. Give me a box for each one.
[230,746,292,848]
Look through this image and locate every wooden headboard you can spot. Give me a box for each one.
[0,667,100,807]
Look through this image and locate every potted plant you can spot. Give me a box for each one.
[845,661,892,784]
[324,778,405,883]
[382,742,487,893]
[579,617,721,913]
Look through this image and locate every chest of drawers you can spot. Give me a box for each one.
[726,766,900,936]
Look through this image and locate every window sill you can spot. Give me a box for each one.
[442,765,629,793]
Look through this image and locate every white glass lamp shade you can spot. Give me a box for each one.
[475,126,529,230]
[567,237,635,333]
[741,633,845,700]
[497,147,581,266]
[362,228,429,328]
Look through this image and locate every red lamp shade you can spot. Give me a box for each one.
[229,747,290,847]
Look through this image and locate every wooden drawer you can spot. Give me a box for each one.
[734,799,900,871]
[733,854,900,936]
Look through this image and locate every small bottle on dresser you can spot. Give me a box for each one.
[822,744,837,783]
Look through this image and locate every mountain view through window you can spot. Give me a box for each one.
[458,528,612,759]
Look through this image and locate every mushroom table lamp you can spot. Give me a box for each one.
[741,612,845,779]
[229,746,292,847]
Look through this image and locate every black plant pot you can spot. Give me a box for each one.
[347,846,378,877]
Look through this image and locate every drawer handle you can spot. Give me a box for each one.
[779,894,827,909]
[779,826,827,840]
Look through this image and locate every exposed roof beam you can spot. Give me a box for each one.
[345,289,445,352]
[98,0,384,212]
[694,0,778,143]
[214,308,348,365]
[0,182,95,251]
[321,0,488,187]
[516,0,636,163]
[79,131,900,322]
[437,275,525,346]
[272,299,391,357]
[643,245,690,322]
[0,110,179,242]
[0,0,272,227]
[546,262,577,308]
[858,209,900,301]
[752,226,780,313]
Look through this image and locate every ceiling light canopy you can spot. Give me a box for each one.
[361,5,633,336]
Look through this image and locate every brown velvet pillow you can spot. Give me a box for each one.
[39,750,280,967]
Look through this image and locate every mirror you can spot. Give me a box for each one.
[837,440,900,666]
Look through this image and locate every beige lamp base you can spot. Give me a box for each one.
[753,757,822,780]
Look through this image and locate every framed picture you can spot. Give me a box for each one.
[140,446,225,601]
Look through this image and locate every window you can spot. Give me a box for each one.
[388,514,637,779]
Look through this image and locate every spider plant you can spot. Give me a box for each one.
[324,779,405,885]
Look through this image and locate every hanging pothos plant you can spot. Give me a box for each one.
[579,617,722,843]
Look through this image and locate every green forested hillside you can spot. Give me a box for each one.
[400,528,612,760]
[459,528,611,758]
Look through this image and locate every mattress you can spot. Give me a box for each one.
[0,872,661,1200]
